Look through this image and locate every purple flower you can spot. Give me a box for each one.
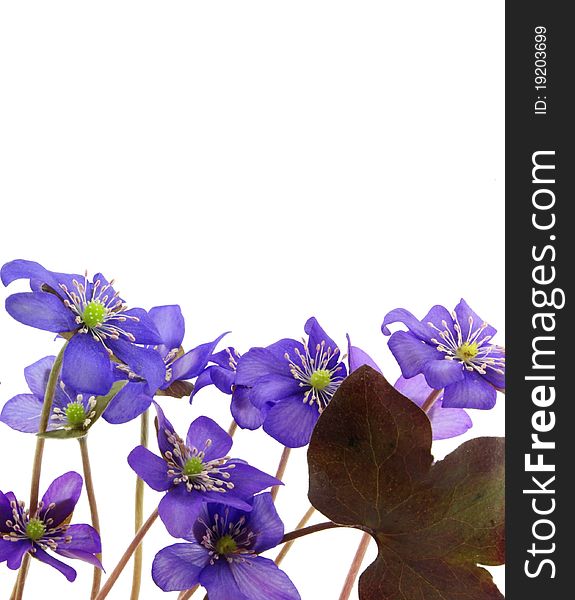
[152,493,300,600]
[0,356,101,433]
[192,348,266,431]
[1,260,163,396]
[0,472,102,581]
[347,337,472,440]
[128,404,281,539]
[235,317,347,448]
[103,305,227,424]
[381,299,505,409]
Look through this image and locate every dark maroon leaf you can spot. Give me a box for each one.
[308,366,504,600]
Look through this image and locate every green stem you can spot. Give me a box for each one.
[14,341,67,600]
[78,435,102,599]
[94,508,159,600]
[338,532,372,600]
[271,446,291,502]
[130,410,149,600]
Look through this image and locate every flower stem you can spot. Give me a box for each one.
[94,507,159,600]
[280,520,341,543]
[78,435,102,599]
[275,505,316,565]
[271,446,291,502]
[130,410,149,600]
[14,341,67,600]
[421,388,442,413]
[338,532,372,600]
[227,419,238,437]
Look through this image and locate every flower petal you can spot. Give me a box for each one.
[347,336,382,374]
[382,307,434,340]
[248,493,285,553]
[422,358,464,389]
[5,292,76,332]
[305,317,340,367]
[0,539,31,569]
[127,446,172,492]
[54,525,103,569]
[263,395,320,448]
[153,402,178,457]
[103,381,152,424]
[231,388,265,430]
[149,305,185,350]
[249,375,301,410]
[152,543,209,591]
[1,260,79,291]
[0,394,43,433]
[108,339,165,393]
[230,556,301,600]
[186,417,232,463]
[442,370,498,409]
[190,367,216,399]
[210,348,239,369]
[32,547,77,581]
[24,355,55,397]
[120,308,162,345]
[387,331,440,379]
[454,298,497,340]
[62,334,114,395]
[39,471,83,527]
[210,366,236,395]
[159,487,203,539]
[170,333,229,381]
[224,462,282,499]
[200,561,249,600]
[235,344,294,387]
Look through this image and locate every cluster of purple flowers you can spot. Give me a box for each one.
[1,259,505,597]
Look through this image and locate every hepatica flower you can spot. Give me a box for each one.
[235,317,347,447]
[103,305,227,424]
[382,299,505,409]
[0,472,102,581]
[1,259,162,395]
[347,337,472,440]
[192,347,266,430]
[0,356,99,433]
[152,494,300,600]
[128,404,280,538]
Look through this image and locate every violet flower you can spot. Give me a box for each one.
[235,317,347,448]
[381,299,505,409]
[0,356,100,433]
[1,260,163,396]
[0,472,102,581]
[347,337,472,440]
[192,347,266,430]
[152,493,300,600]
[128,404,281,538]
[103,305,226,424]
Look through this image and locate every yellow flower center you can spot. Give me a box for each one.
[310,369,331,391]
[455,342,479,362]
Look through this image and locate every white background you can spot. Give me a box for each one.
[0,1,504,598]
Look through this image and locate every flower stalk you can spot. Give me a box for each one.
[130,410,149,600]
[338,532,372,600]
[78,435,102,599]
[275,505,316,565]
[271,446,291,502]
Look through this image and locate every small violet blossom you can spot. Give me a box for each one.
[128,404,281,539]
[235,317,347,448]
[152,493,300,600]
[103,305,226,424]
[0,472,102,581]
[0,356,101,433]
[1,260,163,396]
[347,337,472,440]
[381,299,505,409]
[192,347,265,431]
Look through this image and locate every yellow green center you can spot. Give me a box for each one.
[26,518,46,541]
[82,300,107,328]
[310,369,331,390]
[65,403,87,427]
[183,457,204,477]
[456,342,479,362]
[215,534,238,555]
